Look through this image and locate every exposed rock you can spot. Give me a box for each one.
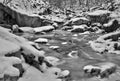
[103,19,119,33]
[86,10,111,24]
[0,2,52,27]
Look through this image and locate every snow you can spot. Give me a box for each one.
[0,57,21,77]
[72,25,87,29]
[67,51,78,58]
[0,26,45,58]
[61,42,68,45]
[71,17,89,22]
[83,65,100,72]
[87,10,111,16]
[18,66,62,81]
[34,38,48,43]
[49,46,60,50]
[34,26,54,33]
[89,41,106,53]
[103,19,115,27]
[73,34,78,37]
[98,62,116,72]
[19,27,34,33]
[0,37,20,56]
[60,70,70,77]
[45,56,60,66]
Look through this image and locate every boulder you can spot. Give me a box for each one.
[71,25,88,33]
[0,2,52,27]
[34,38,48,44]
[64,17,90,26]
[86,10,111,24]
[34,25,54,33]
[103,19,119,33]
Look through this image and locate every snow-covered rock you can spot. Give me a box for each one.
[49,46,60,50]
[61,42,68,45]
[60,70,70,77]
[71,25,88,33]
[64,17,89,26]
[0,26,45,63]
[103,19,119,33]
[45,56,60,66]
[67,51,78,58]
[0,37,21,56]
[86,10,111,23]
[19,27,34,33]
[34,25,54,33]
[18,66,62,81]
[83,62,117,78]
[34,38,48,44]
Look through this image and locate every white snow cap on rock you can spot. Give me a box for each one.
[45,56,60,66]
[34,38,48,43]
[49,46,60,49]
[34,26,54,33]
[60,70,70,77]
[83,65,100,72]
[86,10,111,16]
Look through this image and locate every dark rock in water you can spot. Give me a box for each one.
[103,19,119,33]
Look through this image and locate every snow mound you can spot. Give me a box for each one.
[0,56,21,78]
[18,66,62,81]
[0,37,20,56]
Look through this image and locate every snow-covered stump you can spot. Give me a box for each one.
[86,10,111,24]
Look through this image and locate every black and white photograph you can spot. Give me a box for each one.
[0,0,120,81]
